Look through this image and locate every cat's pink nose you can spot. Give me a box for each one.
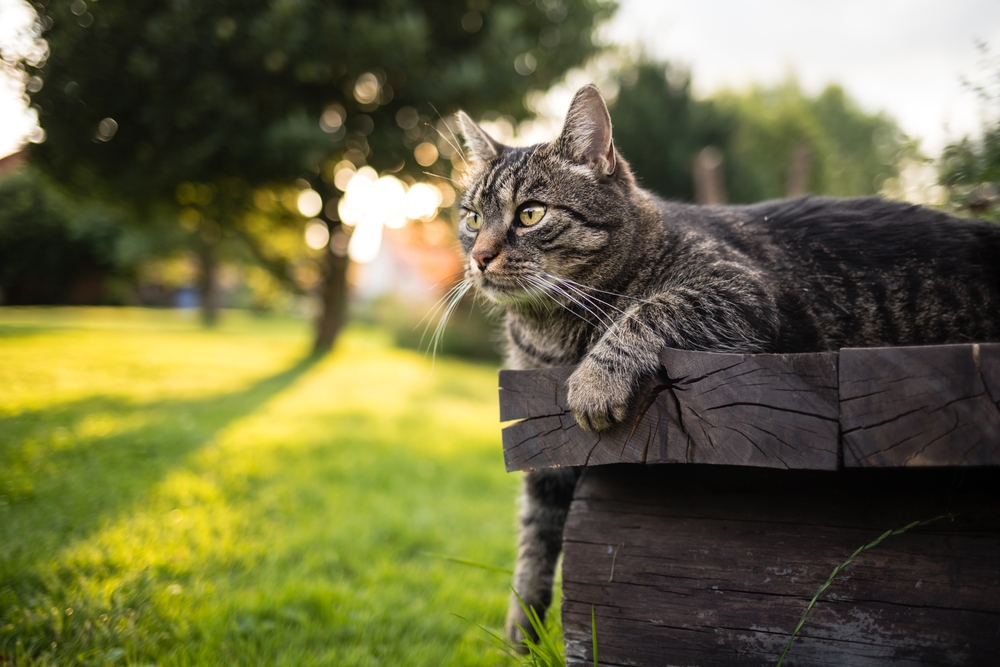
[473,249,496,271]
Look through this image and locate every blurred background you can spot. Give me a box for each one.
[1,1,999,665]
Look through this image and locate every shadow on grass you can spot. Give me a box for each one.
[0,354,319,557]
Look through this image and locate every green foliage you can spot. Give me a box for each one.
[0,168,130,304]
[610,62,734,201]
[717,82,912,203]
[27,0,615,200]
[938,46,1000,223]
[609,62,912,204]
[0,307,521,666]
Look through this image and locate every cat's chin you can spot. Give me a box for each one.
[476,278,539,308]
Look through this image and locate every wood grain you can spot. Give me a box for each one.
[501,344,1000,471]
[561,465,1000,667]
[841,343,1000,467]
[656,348,838,469]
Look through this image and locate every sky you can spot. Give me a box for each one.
[1,0,999,159]
[601,0,1000,156]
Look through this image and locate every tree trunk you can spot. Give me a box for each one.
[313,235,350,353]
[196,242,219,327]
[786,140,813,197]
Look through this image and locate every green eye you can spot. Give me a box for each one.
[518,203,546,226]
[465,210,482,231]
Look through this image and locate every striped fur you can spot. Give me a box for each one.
[456,86,1000,645]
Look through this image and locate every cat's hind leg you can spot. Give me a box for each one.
[505,466,581,646]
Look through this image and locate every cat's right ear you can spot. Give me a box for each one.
[456,110,501,165]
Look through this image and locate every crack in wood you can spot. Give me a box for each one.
[703,401,838,422]
[502,345,1000,471]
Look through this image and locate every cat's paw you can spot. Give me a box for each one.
[567,358,632,432]
[505,606,536,652]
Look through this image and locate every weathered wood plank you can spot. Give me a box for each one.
[501,348,839,471]
[502,344,1000,471]
[841,343,1000,467]
[657,348,839,469]
[500,367,675,471]
[561,465,1000,667]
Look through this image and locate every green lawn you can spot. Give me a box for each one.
[0,307,525,666]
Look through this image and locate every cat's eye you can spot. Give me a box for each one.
[464,210,482,231]
[518,202,547,227]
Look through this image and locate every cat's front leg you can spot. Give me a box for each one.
[567,313,663,431]
[567,277,778,431]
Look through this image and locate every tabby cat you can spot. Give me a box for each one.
[454,84,1000,644]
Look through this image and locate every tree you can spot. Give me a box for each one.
[938,45,1000,224]
[23,0,615,348]
[715,81,912,203]
[609,61,913,205]
[0,167,128,304]
[609,61,734,202]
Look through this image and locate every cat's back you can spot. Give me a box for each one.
[664,196,1000,350]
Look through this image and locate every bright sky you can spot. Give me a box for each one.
[603,0,1000,156]
[1,0,999,159]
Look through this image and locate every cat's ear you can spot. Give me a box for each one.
[456,110,501,165]
[557,84,616,176]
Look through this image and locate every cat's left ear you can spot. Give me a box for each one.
[456,110,501,165]
[557,84,616,176]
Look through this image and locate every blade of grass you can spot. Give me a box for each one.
[451,613,521,661]
[513,588,565,667]
[591,606,598,667]
[424,552,513,574]
[775,513,955,667]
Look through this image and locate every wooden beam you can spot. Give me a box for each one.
[561,465,1000,666]
[841,343,1000,467]
[500,344,1000,471]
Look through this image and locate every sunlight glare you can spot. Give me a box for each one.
[335,168,444,262]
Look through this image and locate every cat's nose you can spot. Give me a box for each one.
[472,249,496,271]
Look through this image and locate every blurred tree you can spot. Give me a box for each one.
[716,81,912,203]
[0,167,128,304]
[938,45,1000,224]
[610,62,912,205]
[22,0,615,350]
[609,61,734,202]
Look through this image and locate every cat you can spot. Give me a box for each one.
[453,84,1000,644]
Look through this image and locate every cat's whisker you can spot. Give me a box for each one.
[544,273,658,336]
[422,170,461,187]
[419,279,472,361]
[544,272,661,308]
[426,279,473,368]
[418,279,468,334]
[425,106,469,169]
[528,276,612,330]
[526,275,628,346]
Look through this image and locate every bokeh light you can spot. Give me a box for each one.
[320,104,344,133]
[297,189,323,217]
[333,161,356,191]
[414,142,438,167]
[304,220,330,250]
[353,73,379,105]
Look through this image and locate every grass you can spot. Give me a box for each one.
[0,307,530,666]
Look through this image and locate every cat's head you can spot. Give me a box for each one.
[455,84,639,309]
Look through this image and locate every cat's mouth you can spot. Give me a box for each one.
[475,272,534,304]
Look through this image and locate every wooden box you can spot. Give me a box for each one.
[500,344,1000,666]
